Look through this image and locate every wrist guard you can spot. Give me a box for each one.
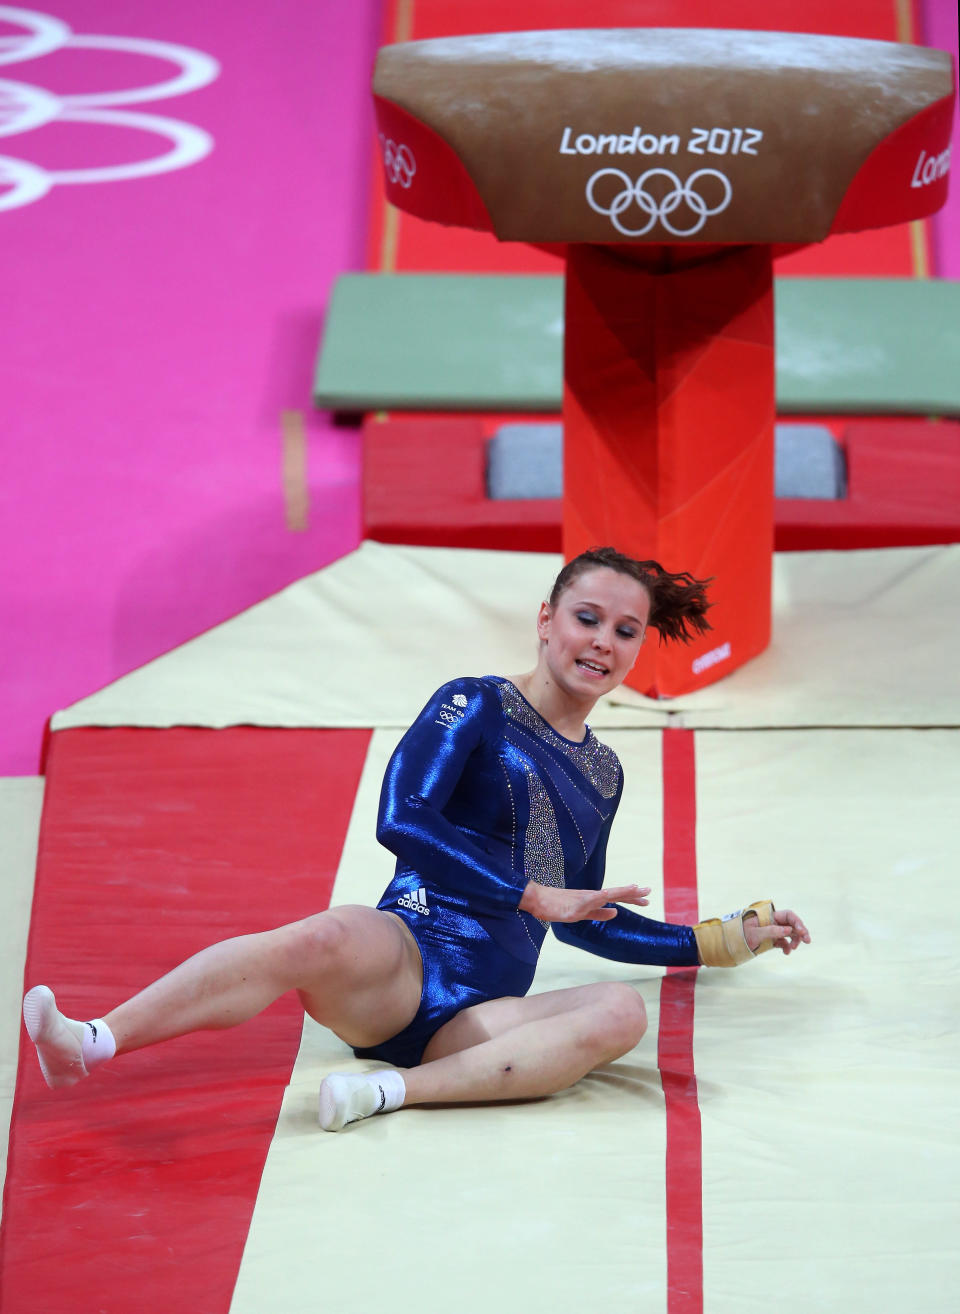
[692,900,776,967]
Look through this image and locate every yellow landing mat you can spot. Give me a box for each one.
[52,542,960,734]
[0,779,44,1221]
[229,727,958,1313]
[693,729,959,1310]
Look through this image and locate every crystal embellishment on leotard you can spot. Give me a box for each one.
[494,680,621,799]
[522,765,565,929]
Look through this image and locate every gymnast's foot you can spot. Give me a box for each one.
[318,1070,406,1132]
[22,986,116,1089]
[23,986,88,1088]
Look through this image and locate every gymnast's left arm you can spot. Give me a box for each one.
[553,850,701,968]
[558,896,811,967]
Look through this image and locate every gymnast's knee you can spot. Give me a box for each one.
[593,983,648,1053]
[280,911,356,984]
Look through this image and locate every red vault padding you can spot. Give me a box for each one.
[563,244,775,698]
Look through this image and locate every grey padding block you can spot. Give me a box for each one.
[775,424,847,499]
[485,423,846,500]
[486,424,565,499]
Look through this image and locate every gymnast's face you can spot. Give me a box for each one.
[537,567,650,698]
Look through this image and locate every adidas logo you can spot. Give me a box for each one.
[398,887,430,916]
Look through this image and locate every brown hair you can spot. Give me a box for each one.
[549,546,713,646]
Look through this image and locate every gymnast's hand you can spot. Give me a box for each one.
[743,908,811,955]
[519,882,651,923]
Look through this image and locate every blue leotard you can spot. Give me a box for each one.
[352,676,699,1067]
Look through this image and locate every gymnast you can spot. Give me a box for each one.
[23,546,810,1131]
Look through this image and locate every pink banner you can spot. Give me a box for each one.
[923,0,960,277]
[1,1,378,772]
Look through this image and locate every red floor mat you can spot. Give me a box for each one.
[364,415,960,553]
[364,414,563,551]
[0,726,371,1314]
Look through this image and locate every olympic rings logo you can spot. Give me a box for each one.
[0,6,219,212]
[379,134,415,189]
[585,167,732,237]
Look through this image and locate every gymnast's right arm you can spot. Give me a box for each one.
[376,678,528,917]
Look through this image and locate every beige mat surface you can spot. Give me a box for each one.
[693,729,959,1310]
[0,779,44,1221]
[51,543,960,734]
[229,729,672,1314]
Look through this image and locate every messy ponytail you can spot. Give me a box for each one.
[549,546,713,646]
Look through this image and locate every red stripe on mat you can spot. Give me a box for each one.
[0,727,371,1314]
[658,728,703,1314]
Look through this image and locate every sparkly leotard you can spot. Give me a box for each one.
[353,677,699,1067]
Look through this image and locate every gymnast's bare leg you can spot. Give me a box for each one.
[316,976,648,1130]
[102,906,424,1053]
[22,906,422,1087]
[406,981,647,1102]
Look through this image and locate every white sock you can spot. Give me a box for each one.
[23,985,88,1089]
[81,1017,116,1070]
[318,1069,406,1132]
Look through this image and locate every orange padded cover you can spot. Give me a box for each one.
[563,243,775,697]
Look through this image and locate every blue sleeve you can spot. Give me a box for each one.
[552,769,700,967]
[376,678,527,915]
[553,910,700,967]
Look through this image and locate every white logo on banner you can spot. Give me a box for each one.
[692,641,732,676]
[910,144,951,189]
[0,5,219,211]
[379,133,415,188]
[586,166,732,238]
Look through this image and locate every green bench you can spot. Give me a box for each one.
[314,274,960,416]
